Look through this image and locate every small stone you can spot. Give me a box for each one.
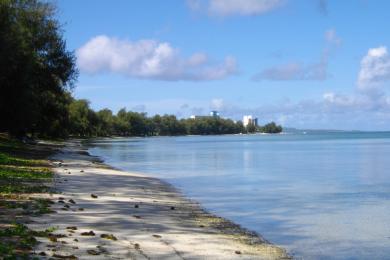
[134,243,140,250]
[78,208,84,211]
[58,200,65,204]
[52,254,78,259]
[81,230,95,236]
[68,199,76,204]
[72,246,79,249]
[152,234,162,238]
[100,233,117,241]
[48,236,57,242]
[39,252,46,256]
[87,249,100,255]
[66,226,77,230]
[91,194,98,198]
[170,206,175,210]
[68,172,71,174]
[133,215,141,219]
[235,250,241,254]
[64,204,70,208]
[80,170,84,172]
[134,204,139,208]
[73,238,79,242]
[58,197,65,200]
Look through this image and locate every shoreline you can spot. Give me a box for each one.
[29,139,289,259]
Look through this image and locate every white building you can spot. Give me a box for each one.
[243,115,258,127]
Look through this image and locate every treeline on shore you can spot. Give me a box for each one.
[67,99,282,137]
[0,0,282,139]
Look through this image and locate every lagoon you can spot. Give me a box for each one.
[88,131,390,259]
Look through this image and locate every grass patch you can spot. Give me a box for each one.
[0,153,45,167]
[0,133,57,258]
[0,223,37,258]
[0,223,58,259]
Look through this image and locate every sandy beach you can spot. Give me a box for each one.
[27,140,289,259]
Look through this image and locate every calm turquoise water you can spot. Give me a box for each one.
[88,132,390,259]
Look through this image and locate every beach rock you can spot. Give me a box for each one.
[91,194,98,198]
[80,170,84,172]
[49,236,57,242]
[78,208,84,211]
[133,215,141,219]
[235,250,241,254]
[153,234,162,238]
[73,239,78,242]
[58,197,65,200]
[170,206,175,210]
[64,204,70,208]
[100,233,117,241]
[134,204,139,208]
[81,230,95,236]
[66,226,77,230]
[134,243,140,250]
[39,251,47,256]
[68,199,76,204]
[52,254,78,259]
[87,249,100,255]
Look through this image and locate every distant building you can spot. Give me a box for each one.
[210,110,220,117]
[191,111,220,119]
[243,115,258,127]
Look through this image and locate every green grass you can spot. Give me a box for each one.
[0,223,37,258]
[0,134,56,258]
[0,223,57,259]
[0,153,44,167]
[0,139,53,194]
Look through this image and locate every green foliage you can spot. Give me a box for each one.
[259,122,283,133]
[0,138,52,194]
[0,0,77,137]
[0,223,37,258]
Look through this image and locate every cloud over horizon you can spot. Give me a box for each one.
[357,46,390,91]
[253,29,340,82]
[187,0,285,17]
[77,35,237,81]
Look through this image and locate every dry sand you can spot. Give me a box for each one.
[28,140,290,259]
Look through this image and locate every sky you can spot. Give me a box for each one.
[57,0,390,130]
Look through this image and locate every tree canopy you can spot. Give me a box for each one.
[0,0,77,137]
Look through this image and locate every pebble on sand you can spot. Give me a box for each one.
[81,231,95,236]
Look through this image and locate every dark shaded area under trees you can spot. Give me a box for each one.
[0,0,282,139]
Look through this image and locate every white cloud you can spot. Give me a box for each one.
[357,46,390,90]
[76,35,237,81]
[210,98,225,110]
[187,0,284,17]
[253,61,327,81]
[253,29,341,82]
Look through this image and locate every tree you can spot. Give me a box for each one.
[68,99,91,137]
[0,0,77,137]
[260,122,283,134]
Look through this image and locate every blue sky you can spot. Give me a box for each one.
[57,0,390,130]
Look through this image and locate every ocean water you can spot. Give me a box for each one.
[88,131,390,259]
